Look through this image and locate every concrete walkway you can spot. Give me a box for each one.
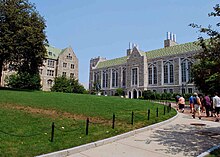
[65,113,220,157]
[38,105,220,157]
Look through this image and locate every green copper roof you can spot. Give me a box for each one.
[96,56,128,69]
[45,45,62,60]
[95,41,202,69]
[146,42,201,59]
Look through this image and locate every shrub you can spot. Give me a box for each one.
[5,72,41,90]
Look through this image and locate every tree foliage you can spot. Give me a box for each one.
[0,0,48,87]
[51,76,86,94]
[190,4,220,94]
[5,72,41,90]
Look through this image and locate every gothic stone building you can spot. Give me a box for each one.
[89,35,201,98]
[1,45,78,91]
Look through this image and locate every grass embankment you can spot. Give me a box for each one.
[0,90,176,157]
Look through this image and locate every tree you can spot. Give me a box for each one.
[0,0,48,88]
[51,76,86,94]
[190,4,220,94]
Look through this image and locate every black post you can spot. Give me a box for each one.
[169,103,171,112]
[147,109,150,120]
[112,113,115,129]
[86,118,89,135]
[164,106,166,115]
[51,122,55,142]
[131,111,134,125]
[156,107,159,117]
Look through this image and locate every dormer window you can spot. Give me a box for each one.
[48,51,52,56]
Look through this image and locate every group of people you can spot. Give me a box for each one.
[176,92,220,122]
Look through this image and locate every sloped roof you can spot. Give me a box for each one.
[94,41,202,69]
[146,42,201,59]
[45,45,62,60]
[96,56,128,69]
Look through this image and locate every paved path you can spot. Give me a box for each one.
[66,111,220,157]
[39,104,220,157]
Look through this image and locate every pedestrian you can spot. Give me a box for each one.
[213,92,220,122]
[189,95,194,113]
[204,94,211,117]
[177,96,185,113]
[192,92,202,119]
[199,94,205,113]
[175,95,180,105]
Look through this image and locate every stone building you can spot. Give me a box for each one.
[89,33,202,98]
[1,45,78,91]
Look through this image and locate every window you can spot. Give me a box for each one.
[169,89,173,93]
[164,61,174,84]
[148,67,152,84]
[111,69,118,88]
[39,69,43,75]
[181,59,192,83]
[132,68,138,85]
[71,64,74,69]
[67,54,72,60]
[47,70,54,76]
[62,72,66,77]
[163,89,167,93]
[70,73,74,78]
[188,88,193,93]
[47,79,53,87]
[148,64,157,85]
[48,52,52,56]
[63,63,67,68]
[48,60,54,68]
[94,72,100,87]
[102,70,108,88]
[122,68,126,87]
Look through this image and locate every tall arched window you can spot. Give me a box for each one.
[164,61,174,84]
[94,71,101,87]
[148,64,157,85]
[102,70,108,88]
[181,59,192,83]
[122,68,126,87]
[112,69,118,88]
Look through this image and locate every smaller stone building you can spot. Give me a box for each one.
[1,45,78,91]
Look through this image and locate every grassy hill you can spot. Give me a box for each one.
[0,89,176,157]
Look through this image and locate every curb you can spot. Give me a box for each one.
[197,144,220,157]
[37,109,178,157]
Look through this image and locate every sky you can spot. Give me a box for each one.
[29,0,219,88]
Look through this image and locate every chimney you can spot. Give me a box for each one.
[164,32,178,48]
[127,42,132,56]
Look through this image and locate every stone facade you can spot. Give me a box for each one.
[89,35,201,98]
[1,45,78,91]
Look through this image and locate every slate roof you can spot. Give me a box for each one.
[95,41,202,69]
[45,45,62,60]
[96,56,128,69]
[146,42,201,59]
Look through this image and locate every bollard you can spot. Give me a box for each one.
[131,111,134,125]
[169,103,171,112]
[164,106,166,115]
[147,109,150,120]
[112,113,115,129]
[51,122,55,142]
[86,118,89,135]
[156,107,159,117]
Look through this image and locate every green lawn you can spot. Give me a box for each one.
[0,89,176,157]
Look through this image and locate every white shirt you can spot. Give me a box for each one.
[213,95,220,107]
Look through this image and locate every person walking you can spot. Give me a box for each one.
[189,95,194,113]
[204,94,211,117]
[213,92,220,122]
[177,96,185,113]
[192,92,202,119]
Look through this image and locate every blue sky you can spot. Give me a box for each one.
[30,0,218,88]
